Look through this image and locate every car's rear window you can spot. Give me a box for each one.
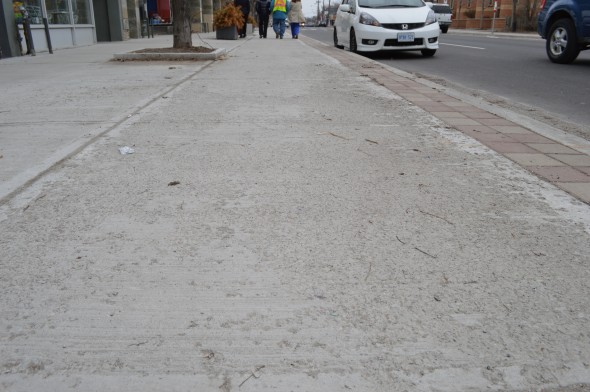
[359,0,425,8]
[432,4,451,12]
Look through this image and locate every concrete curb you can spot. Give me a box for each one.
[112,47,227,61]
[448,28,540,39]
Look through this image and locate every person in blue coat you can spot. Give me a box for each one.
[270,0,290,39]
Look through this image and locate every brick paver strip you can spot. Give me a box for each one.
[490,125,532,134]
[462,130,517,142]
[465,111,500,119]
[484,142,539,153]
[526,166,590,182]
[442,118,481,126]
[555,183,590,201]
[454,125,502,134]
[528,143,582,154]
[509,133,559,143]
[431,112,469,119]
[504,153,566,166]
[303,37,590,204]
[548,154,590,166]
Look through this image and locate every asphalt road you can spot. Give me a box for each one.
[301,27,590,140]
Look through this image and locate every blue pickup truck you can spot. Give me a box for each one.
[537,0,590,63]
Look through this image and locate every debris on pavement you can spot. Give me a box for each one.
[118,146,135,155]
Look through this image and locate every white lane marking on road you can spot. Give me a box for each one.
[440,43,485,50]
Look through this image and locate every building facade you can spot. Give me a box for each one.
[448,0,541,31]
[0,0,152,58]
[1,0,232,59]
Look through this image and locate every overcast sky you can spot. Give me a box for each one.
[302,0,317,17]
[301,0,339,17]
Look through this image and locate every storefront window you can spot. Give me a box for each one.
[45,0,71,24]
[73,0,90,24]
[13,0,44,24]
[26,0,44,24]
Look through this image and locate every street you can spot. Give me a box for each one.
[302,27,590,141]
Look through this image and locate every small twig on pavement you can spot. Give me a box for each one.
[128,341,148,347]
[357,148,373,157]
[365,262,373,282]
[419,209,454,225]
[414,247,437,259]
[328,132,349,140]
[365,139,379,144]
[239,365,265,388]
[396,235,406,245]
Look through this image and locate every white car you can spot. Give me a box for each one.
[333,0,440,56]
[426,2,452,33]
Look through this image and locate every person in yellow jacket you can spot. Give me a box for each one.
[270,0,291,39]
[287,0,305,39]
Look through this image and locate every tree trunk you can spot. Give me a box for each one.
[479,0,484,29]
[511,0,517,31]
[527,0,539,30]
[172,0,192,48]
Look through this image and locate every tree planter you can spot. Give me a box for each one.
[216,26,239,40]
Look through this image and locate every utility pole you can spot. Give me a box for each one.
[316,0,320,23]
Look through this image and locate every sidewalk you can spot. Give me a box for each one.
[1,32,590,391]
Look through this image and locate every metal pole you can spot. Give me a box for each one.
[316,0,320,24]
[42,17,53,53]
[21,7,36,56]
[491,0,496,33]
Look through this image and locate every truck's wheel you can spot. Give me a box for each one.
[546,18,580,64]
[440,25,449,33]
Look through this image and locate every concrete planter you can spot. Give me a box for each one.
[216,26,238,40]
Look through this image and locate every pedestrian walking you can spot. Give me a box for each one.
[287,0,305,38]
[270,0,290,39]
[255,0,271,38]
[234,0,250,38]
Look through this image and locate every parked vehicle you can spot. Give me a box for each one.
[537,0,590,63]
[333,0,440,56]
[427,2,452,33]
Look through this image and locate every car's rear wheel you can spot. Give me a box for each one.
[546,18,580,64]
[421,48,436,57]
[334,27,344,49]
[440,25,449,33]
[350,29,358,53]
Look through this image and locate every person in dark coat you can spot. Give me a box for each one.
[255,0,271,38]
[234,0,251,38]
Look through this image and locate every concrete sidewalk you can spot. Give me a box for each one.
[0,33,239,202]
[1,32,590,391]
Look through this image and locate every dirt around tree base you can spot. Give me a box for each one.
[133,46,214,54]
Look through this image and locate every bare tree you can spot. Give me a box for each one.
[525,0,540,29]
[510,0,517,31]
[172,0,193,48]
[479,0,485,29]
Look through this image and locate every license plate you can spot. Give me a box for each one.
[397,32,415,42]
